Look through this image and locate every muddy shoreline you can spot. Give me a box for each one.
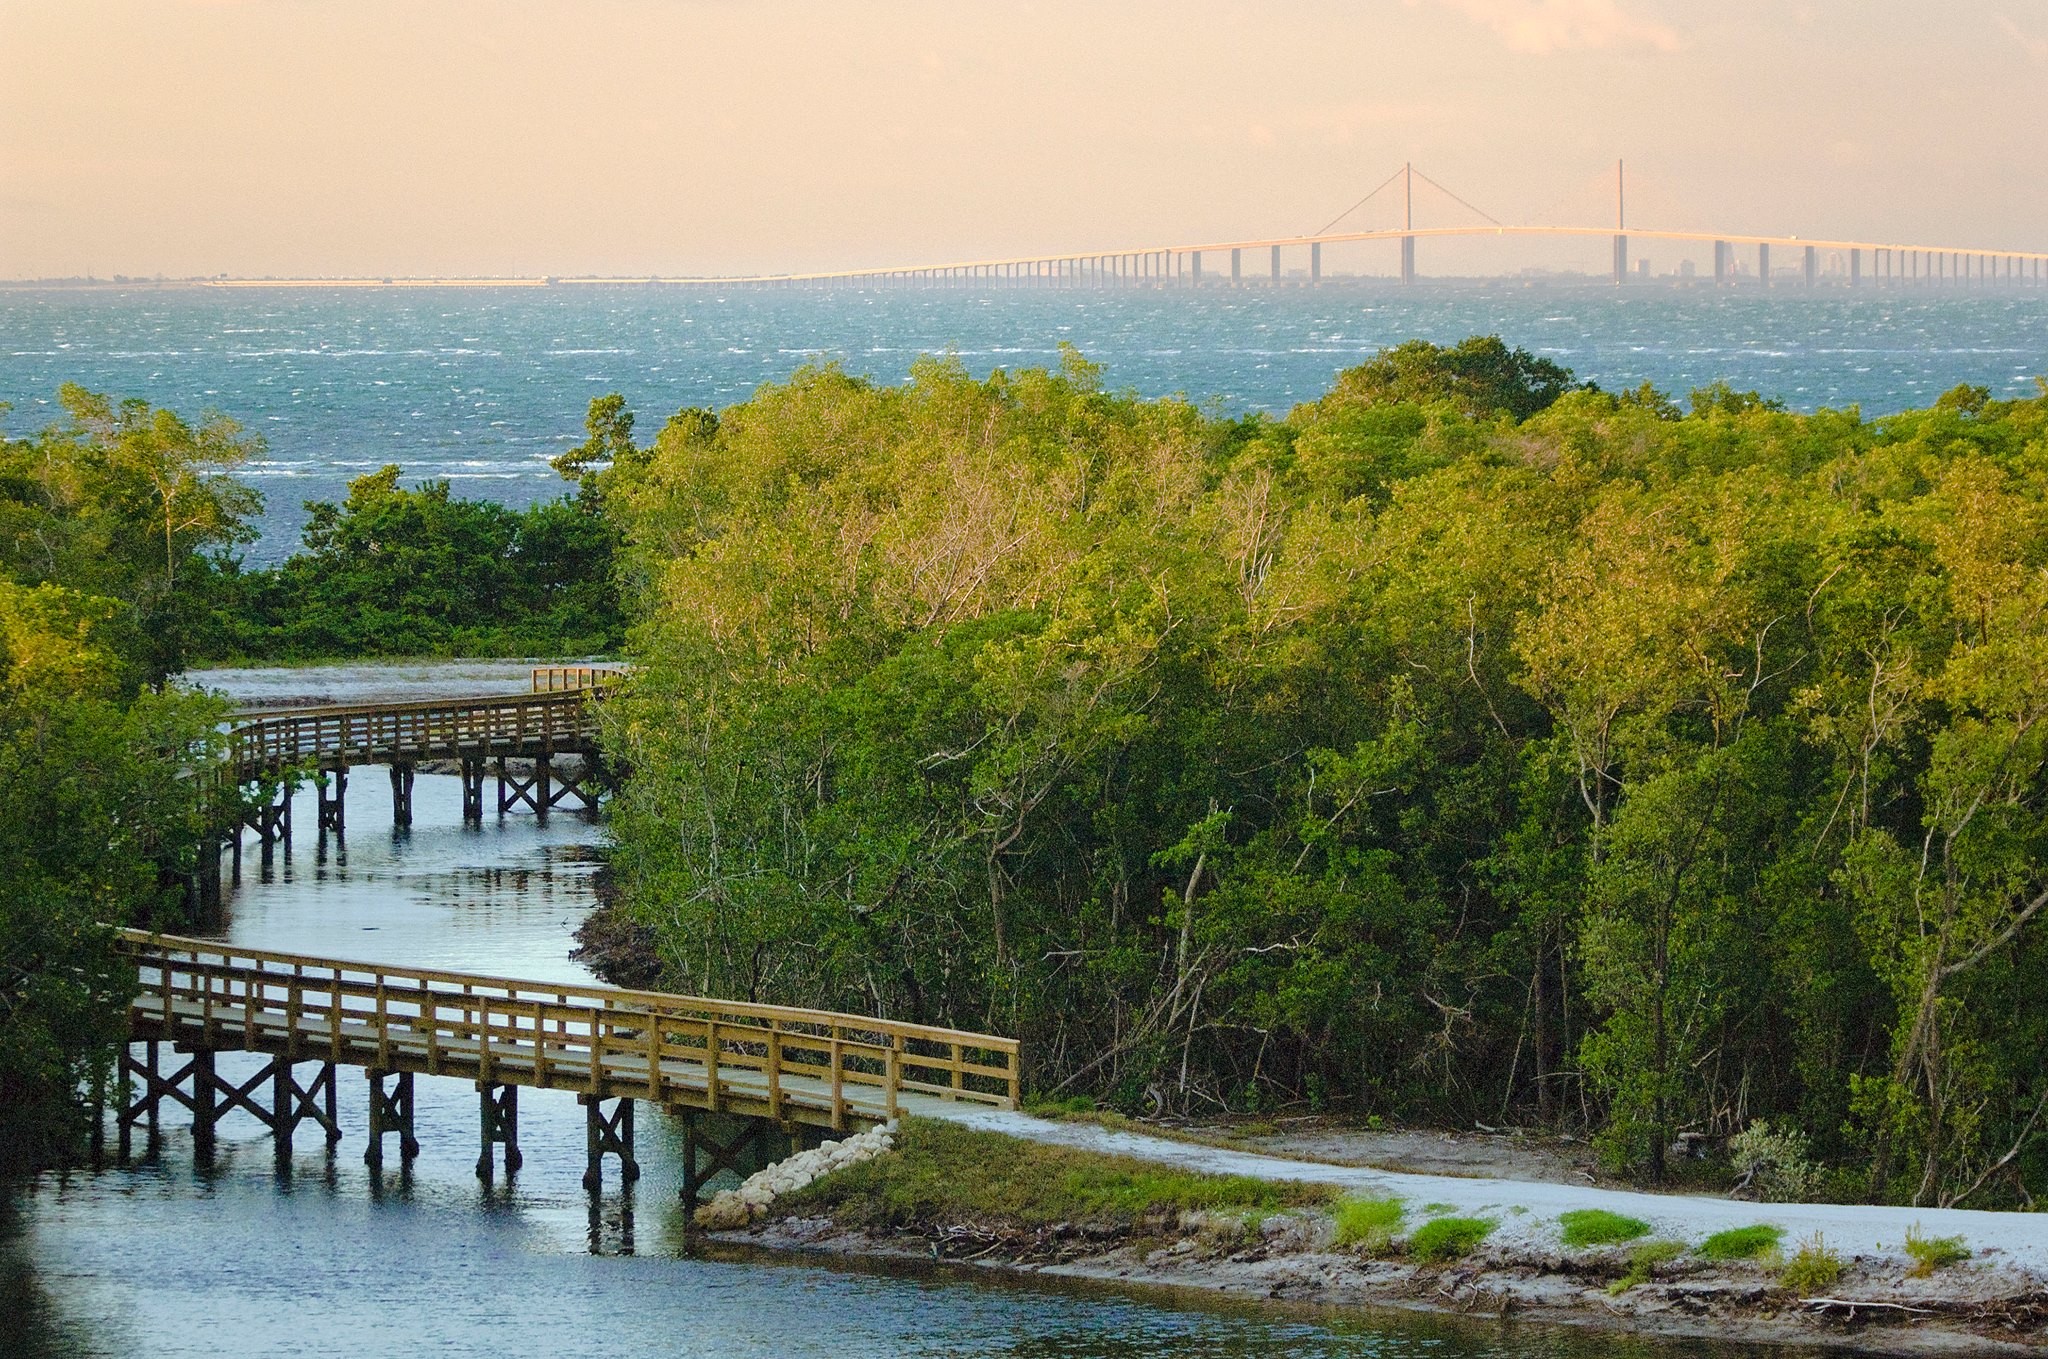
[723,1216,2046,1355]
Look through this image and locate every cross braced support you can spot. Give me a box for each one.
[580,1095,639,1191]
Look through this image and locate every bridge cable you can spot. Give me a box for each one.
[1313,167,1408,237]
[1409,169,1504,228]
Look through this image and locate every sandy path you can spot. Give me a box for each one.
[947,1107,2048,1273]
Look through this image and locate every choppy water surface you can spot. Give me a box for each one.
[3,668,1811,1358]
[3,284,2044,560]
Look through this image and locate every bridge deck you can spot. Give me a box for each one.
[228,667,620,775]
[121,931,1020,1131]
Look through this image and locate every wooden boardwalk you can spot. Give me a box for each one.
[117,929,1021,1189]
[142,667,1022,1193]
[225,665,624,842]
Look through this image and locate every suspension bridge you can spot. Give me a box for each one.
[213,162,2047,292]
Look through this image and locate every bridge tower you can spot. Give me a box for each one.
[1400,162,1416,285]
[1612,159,1628,286]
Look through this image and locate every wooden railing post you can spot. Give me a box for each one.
[645,1016,662,1102]
[704,1019,721,1111]
[829,1033,845,1131]
[767,1027,783,1120]
[886,1037,901,1120]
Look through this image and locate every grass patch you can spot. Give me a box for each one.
[1332,1196,1406,1254]
[1420,1201,1455,1215]
[1608,1240,1685,1295]
[1779,1232,1842,1292]
[1697,1223,1785,1261]
[1904,1225,1971,1277]
[1408,1216,1496,1264]
[1558,1208,1651,1248]
[780,1116,1336,1232]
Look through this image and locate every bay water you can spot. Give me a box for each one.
[3,284,2043,560]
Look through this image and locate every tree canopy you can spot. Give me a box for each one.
[595,342,2048,1207]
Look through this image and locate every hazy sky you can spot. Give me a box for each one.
[4,0,2045,278]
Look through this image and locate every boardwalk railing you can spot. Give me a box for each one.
[531,664,627,693]
[118,931,1021,1128]
[228,690,601,774]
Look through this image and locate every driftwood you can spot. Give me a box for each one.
[1799,1297,1936,1316]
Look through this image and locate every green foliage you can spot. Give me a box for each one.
[1608,1239,1685,1294]
[1331,1195,1405,1253]
[200,464,622,659]
[1407,1216,1496,1263]
[780,1116,1333,1231]
[0,386,253,1167]
[0,384,261,683]
[0,579,227,1169]
[1305,336,1586,424]
[1697,1224,1785,1261]
[1557,1209,1651,1248]
[1903,1225,1970,1276]
[597,340,2048,1205]
[1728,1121,1819,1202]
[1778,1231,1843,1292]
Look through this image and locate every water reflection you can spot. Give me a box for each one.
[5,764,1810,1357]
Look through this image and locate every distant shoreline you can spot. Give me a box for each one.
[7,274,2034,293]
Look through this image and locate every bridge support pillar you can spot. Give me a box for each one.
[317,766,347,835]
[365,1069,419,1168]
[1269,244,1280,284]
[677,1110,812,1209]
[581,1095,640,1191]
[1850,248,1861,287]
[188,1048,218,1163]
[477,1082,523,1180]
[461,755,487,823]
[1713,240,1727,286]
[1758,243,1771,288]
[1804,245,1817,288]
[247,777,291,846]
[1400,235,1415,285]
[388,763,414,829]
[115,1041,248,1165]
[272,1057,342,1160]
[1309,241,1320,286]
[190,836,225,919]
[116,1040,161,1159]
[497,755,552,816]
[1230,247,1241,284]
[1612,234,1628,285]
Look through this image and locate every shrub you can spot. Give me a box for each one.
[1608,1240,1685,1295]
[1779,1232,1842,1292]
[1332,1196,1405,1254]
[1728,1121,1818,1202]
[1697,1223,1785,1261]
[1558,1208,1651,1248]
[1903,1225,1970,1277]
[1408,1216,1495,1264]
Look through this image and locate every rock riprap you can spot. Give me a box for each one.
[692,1121,898,1230]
